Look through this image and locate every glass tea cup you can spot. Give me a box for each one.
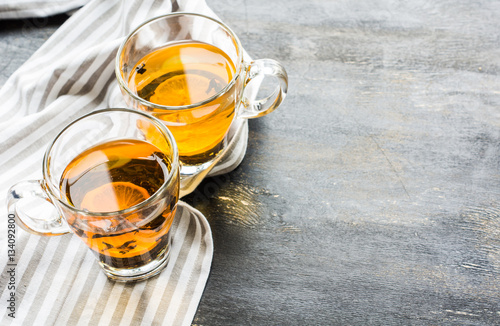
[116,12,288,178]
[7,108,180,282]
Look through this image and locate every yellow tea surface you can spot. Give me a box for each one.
[128,41,237,163]
[60,139,177,268]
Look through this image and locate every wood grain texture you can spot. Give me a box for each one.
[1,0,499,324]
[190,0,500,324]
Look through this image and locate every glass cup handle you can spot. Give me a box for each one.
[238,59,288,119]
[7,180,71,236]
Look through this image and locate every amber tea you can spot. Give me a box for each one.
[127,41,237,164]
[117,13,288,178]
[9,108,180,281]
[59,139,178,269]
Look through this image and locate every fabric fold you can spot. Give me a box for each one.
[0,0,88,19]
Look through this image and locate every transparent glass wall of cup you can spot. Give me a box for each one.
[7,109,180,282]
[116,12,288,178]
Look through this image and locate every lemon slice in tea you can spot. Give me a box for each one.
[150,73,216,106]
[80,181,150,213]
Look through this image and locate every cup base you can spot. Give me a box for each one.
[179,138,226,182]
[99,233,172,282]
[179,146,227,197]
[180,160,215,179]
[179,138,226,170]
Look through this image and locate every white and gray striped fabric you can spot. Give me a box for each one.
[0,0,88,19]
[0,0,249,324]
[0,203,212,325]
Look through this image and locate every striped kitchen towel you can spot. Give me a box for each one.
[0,0,249,324]
[0,202,212,325]
[0,0,88,19]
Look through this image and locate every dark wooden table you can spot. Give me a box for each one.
[1,0,499,324]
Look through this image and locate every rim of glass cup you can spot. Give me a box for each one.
[42,108,179,217]
[115,12,244,111]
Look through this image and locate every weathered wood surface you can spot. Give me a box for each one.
[1,0,499,324]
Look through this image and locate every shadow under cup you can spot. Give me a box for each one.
[116,12,288,178]
[7,109,180,282]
